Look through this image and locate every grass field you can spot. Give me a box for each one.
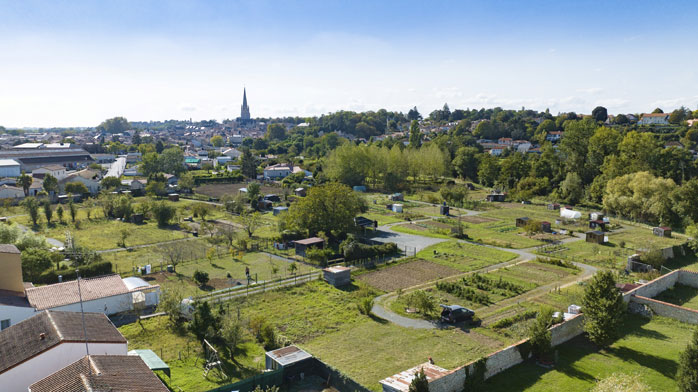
[484,315,694,391]
[655,283,698,310]
[119,316,265,392]
[416,240,518,272]
[537,240,634,269]
[610,225,687,250]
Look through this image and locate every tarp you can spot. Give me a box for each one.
[560,208,582,219]
[128,349,170,377]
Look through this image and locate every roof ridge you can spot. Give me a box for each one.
[46,310,63,340]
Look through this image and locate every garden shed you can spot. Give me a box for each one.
[515,217,530,228]
[589,220,606,230]
[586,230,605,244]
[541,221,551,233]
[272,206,288,216]
[389,193,404,201]
[130,213,144,224]
[167,194,179,202]
[392,204,403,213]
[323,266,351,287]
[547,203,560,210]
[486,192,505,202]
[293,237,325,257]
[589,212,604,221]
[353,185,366,192]
[265,346,313,371]
[294,187,306,197]
[653,227,672,238]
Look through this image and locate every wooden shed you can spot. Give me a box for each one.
[293,237,325,257]
[547,203,560,210]
[294,187,306,197]
[589,220,606,231]
[323,266,351,287]
[486,193,505,202]
[168,193,179,202]
[131,213,144,224]
[586,230,605,244]
[541,221,551,233]
[653,227,672,238]
[515,217,530,228]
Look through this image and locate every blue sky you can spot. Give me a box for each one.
[1,0,697,127]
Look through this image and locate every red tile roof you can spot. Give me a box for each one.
[29,355,169,392]
[25,274,129,310]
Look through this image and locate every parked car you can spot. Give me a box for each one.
[440,304,474,323]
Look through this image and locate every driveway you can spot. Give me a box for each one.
[104,156,127,178]
[372,225,447,256]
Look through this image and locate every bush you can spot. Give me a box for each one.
[439,184,469,207]
[341,237,399,262]
[193,270,210,287]
[35,261,113,284]
[491,310,538,329]
[357,296,374,315]
[529,308,553,359]
[592,373,653,392]
[677,329,698,392]
[152,201,176,227]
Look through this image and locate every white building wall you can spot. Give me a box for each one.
[1,342,127,392]
[0,305,37,329]
[48,293,133,315]
[0,165,21,178]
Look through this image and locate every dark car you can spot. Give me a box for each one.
[440,304,475,323]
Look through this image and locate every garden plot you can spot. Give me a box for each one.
[417,241,517,272]
[356,259,460,292]
[609,225,687,250]
[537,240,634,269]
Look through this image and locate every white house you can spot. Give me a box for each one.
[58,169,101,194]
[264,163,294,179]
[0,311,128,392]
[32,165,67,181]
[0,245,160,328]
[0,159,21,177]
[222,147,242,159]
[0,185,25,200]
[229,134,243,145]
[638,113,670,125]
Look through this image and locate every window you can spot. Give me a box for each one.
[0,319,10,330]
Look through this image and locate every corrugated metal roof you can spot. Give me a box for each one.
[266,346,312,367]
[380,362,450,392]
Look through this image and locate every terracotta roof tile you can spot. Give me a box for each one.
[29,355,169,392]
[25,274,129,310]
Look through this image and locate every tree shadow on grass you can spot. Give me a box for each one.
[607,346,678,378]
[210,263,224,269]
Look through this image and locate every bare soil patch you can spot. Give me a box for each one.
[195,183,284,198]
[357,260,460,292]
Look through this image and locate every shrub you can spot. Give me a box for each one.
[152,201,176,227]
[491,310,538,329]
[36,261,113,284]
[408,368,429,392]
[193,270,210,287]
[529,308,553,359]
[592,373,653,392]
[357,296,374,315]
[677,329,698,392]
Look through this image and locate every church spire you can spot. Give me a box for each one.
[240,87,250,121]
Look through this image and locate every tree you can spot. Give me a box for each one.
[161,147,185,175]
[158,241,187,271]
[68,199,77,223]
[146,180,167,197]
[119,228,131,248]
[42,200,53,224]
[178,172,195,192]
[158,285,184,326]
[241,210,262,238]
[408,368,429,392]
[65,182,89,195]
[477,153,500,187]
[101,176,121,190]
[22,197,40,226]
[193,203,211,221]
[558,172,583,205]
[287,183,364,238]
[17,173,33,196]
[210,135,224,147]
[409,120,421,148]
[188,301,220,342]
[452,146,479,180]
[529,307,553,359]
[140,152,161,177]
[246,182,261,206]
[42,174,58,194]
[240,148,257,179]
[21,248,56,282]
[407,106,421,121]
[97,117,130,134]
[591,106,608,122]
[266,123,287,141]
[56,205,64,222]
[582,270,626,347]
[677,329,698,392]
[603,172,677,226]
[652,107,664,114]
[193,270,210,287]
[221,315,246,359]
[152,201,176,227]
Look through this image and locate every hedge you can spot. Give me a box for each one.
[343,241,398,262]
[36,261,113,285]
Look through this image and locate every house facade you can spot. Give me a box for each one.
[638,113,670,125]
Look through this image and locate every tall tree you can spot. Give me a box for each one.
[17,173,33,196]
[677,329,698,392]
[409,120,421,148]
[287,183,364,238]
[582,270,626,347]
[452,146,479,180]
[266,123,287,140]
[407,106,421,121]
[97,117,130,134]
[42,174,58,195]
[591,106,608,122]
[240,148,258,179]
[210,135,224,147]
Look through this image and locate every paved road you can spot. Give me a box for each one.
[371,225,447,255]
[104,156,127,178]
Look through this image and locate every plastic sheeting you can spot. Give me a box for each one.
[560,208,582,219]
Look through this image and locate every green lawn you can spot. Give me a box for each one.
[484,315,694,392]
[177,252,315,284]
[417,240,518,272]
[655,284,698,310]
[102,239,210,275]
[119,316,265,392]
[610,225,687,250]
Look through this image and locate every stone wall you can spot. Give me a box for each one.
[623,270,680,301]
[426,315,585,392]
[630,295,698,325]
[678,270,698,288]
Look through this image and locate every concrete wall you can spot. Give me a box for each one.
[678,270,698,288]
[624,270,680,301]
[630,295,698,325]
[426,315,585,392]
[0,304,37,329]
[0,341,126,392]
[0,251,24,293]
